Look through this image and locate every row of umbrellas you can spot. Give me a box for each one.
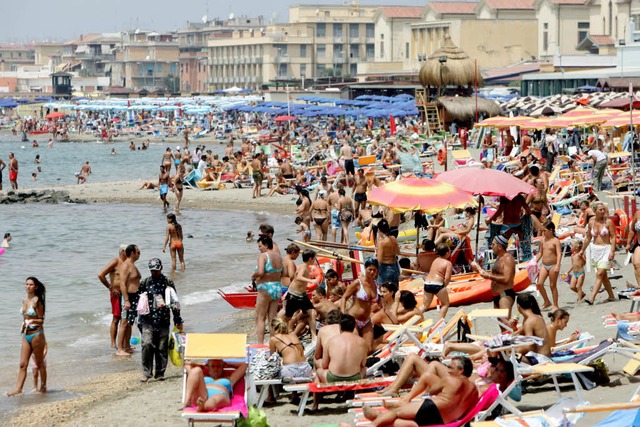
[477,106,640,130]
[367,169,536,255]
[499,92,640,116]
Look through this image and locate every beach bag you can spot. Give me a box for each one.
[136,292,150,315]
[168,328,185,367]
[249,349,281,380]
[237,406,269,427]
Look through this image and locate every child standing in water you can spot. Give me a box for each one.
[535,221,562,311]
[163,213,185,271]
[294,216,311,243]
[566,240,586,303]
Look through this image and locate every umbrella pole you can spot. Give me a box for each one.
[416,210,420,257]
[475,195,484,260]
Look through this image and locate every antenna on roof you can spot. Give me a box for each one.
[229,12,235,20]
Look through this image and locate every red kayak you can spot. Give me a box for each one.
[219,284,317,310]
[401,269,531,310]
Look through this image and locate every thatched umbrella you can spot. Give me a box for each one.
[419,36,483,88]
[437,96,502,122]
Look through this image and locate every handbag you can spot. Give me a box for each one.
[249,349,282,380]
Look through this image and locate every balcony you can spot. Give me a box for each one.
[333,37,343,43]
[276,55,290,64]
[251,57,263,64]
[350,37,361,43]
[333,53,345,62]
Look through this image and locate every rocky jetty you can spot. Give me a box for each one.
[0,189,86,204]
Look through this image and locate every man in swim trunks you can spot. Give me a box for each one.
[317,314,368,383]
[97,244,127,349]
[474,235,516,329]
[339,139,355,187]
[285,250,319,340]
[8,152,18,190]
[117,244,141,357]
[327,184,341,242]
[353,168,369,218]
[158,165,170,209]
[77,160,92,184]
[363,356,479,426]
[138,258,184,382]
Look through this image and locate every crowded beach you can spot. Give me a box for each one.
[4,93,640,427]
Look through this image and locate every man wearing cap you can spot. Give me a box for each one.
[587,142,608,191]
[138,258,184,382]
[474,235,516,327]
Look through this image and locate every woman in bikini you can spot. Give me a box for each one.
[434,207,476,248]
[310,190,330,241]
[573,200,595,236]
[173,166,184,212]
[535,221,562,311]
[269,318,313,380]
[337,188,354,244]
[294,186,312,230]
[183,359,247,412]
[161,147,173,173]
[252,235,283,344]
[163,213,185,271]
[627,209,640,289]
[340,257,379,353]
[527,178,550,233]
[8,277,47,396]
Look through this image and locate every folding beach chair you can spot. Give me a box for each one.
[180,333,249,426]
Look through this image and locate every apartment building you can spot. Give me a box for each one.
[110,30,179,91]
[205,4,383,91]
[177,15,266,93]
[0,44,35,72]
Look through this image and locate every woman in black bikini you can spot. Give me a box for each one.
[310,190,330,240]
[8,277,47,396]
[295,186,312,230]
[268,318,312,380]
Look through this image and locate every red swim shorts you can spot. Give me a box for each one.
[9,171,17,181]
[111,292,122,317]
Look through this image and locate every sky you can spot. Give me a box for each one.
[0,0,424,43]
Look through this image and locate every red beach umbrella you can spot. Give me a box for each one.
[435,167,536,200]
[274,115,296,122]
[45,112,66,120]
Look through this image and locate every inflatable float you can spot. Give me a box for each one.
[401,269,531,310]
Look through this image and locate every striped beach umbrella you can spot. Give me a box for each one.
[367,177,475,214]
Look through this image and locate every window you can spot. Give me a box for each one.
[333,44,343,59]
[350,44,359,59]
[380,41,384,57]
[274,44,287,56]
[350,63,357,76]
[543,31,548,51]
[300,63,306,77]
[350,24,359,39]
[578,22,589,44]
[317,44,326,57]
[317,23,326,38]
[278,63,287,77]
[333,24,343,39]
[300,44,307,58]
[366,23,374,39]
[316,64,326,76]
[365,44,374,59]
[406,42,409,59]
[171,63,177,74]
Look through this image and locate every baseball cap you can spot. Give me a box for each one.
[148,258,163,270]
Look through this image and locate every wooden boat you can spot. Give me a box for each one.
[401,269,531,310]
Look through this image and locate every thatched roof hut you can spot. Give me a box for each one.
[419,36,483,88]
[437,96,502,122]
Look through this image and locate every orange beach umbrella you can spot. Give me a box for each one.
[367,177,475,215]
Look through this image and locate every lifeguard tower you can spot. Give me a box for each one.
[50,72,73,99]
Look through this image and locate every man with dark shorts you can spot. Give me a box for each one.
[363,357,478,426]
[97,244,127,349]
[117,244,141,356]
[340,139,355,186]
[376,219,401,286]
[353,168,369,218]
[284,249,318,340]
[474,235,516,329]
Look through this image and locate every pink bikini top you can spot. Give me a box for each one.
[590,226,609,237]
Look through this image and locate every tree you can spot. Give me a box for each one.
[163,74,180,93]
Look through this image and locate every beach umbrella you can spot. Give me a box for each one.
[368,177,475,254]
[45,112,66,120]
[436,168,536,255]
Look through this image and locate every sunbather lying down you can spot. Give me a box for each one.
[183,359,247,412]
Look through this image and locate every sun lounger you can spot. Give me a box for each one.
[283,377,396,417]
[180,333,249,426]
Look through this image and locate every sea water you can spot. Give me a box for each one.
[0,133,300,414]
[0,132,226,188]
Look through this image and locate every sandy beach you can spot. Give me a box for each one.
[3,180,640,427]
